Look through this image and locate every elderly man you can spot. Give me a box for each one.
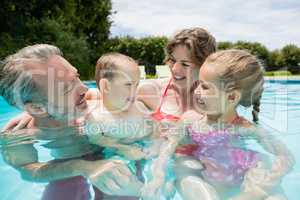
[0,44,142,200]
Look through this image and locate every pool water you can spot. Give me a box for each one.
[0,81,299,200]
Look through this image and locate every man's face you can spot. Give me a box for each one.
[26,55,88,121]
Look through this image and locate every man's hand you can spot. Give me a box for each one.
[84,159,142,197]
[2,112,34,131]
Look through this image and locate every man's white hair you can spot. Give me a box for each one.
[0,44,62,108]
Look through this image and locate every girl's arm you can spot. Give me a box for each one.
[141,128,184,199]
[250,126,294,178]
[234,126,295,199]
[141,110,199,199]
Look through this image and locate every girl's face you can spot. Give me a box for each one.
[105,62,140,112]
[194,64,231,116]
[167,45,199,90]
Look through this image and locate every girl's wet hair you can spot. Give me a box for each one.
[204,49,264,123]
[165,27,217,66]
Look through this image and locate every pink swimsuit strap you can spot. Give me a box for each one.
[151,79,180,122]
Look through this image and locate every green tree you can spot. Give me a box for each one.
[268,50,285,71]
[233,41,270,67]
[26,18,92,79]
[64,0,113,61]
[0,0,113,79]
[107,36,168,75]
[217,41,233,50]
[281,44,300,74]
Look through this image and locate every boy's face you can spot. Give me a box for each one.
[106,61,140,112]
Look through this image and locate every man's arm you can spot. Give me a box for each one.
[2,138,142,196]
[1,142,82,182]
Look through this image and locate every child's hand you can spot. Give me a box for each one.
[89,134,118,147]
[143,139,164,158]
[85,159,143,196]
[116,145,146,160]
[141,179,164,200]
[241,161,282,198]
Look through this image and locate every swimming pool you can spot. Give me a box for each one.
[0,80,299,200]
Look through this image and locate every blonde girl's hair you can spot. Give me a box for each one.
[204,49,264,123]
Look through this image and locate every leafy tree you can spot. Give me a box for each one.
[233,41,270,67]
[107,36,168,75]
[268,50,285,71]
[64,0,113,61]
[0,0,113,79]
[281,44,300,74]
[217,41,233,50]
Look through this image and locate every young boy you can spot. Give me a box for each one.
[85,53,177,200]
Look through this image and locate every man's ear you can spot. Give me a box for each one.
[99,79,111,93]
[24,103,48,118]
[227,90,241,106]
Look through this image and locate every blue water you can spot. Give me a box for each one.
[0,81,299,200]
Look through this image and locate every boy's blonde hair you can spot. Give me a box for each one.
[204,49,264,122]
[165,27,217,66]
[95,53,137,88]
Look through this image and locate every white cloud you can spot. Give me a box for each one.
[110,0,300,50]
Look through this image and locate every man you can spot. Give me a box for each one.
[0,44,142,199]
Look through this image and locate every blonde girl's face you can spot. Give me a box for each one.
[194,64,231,116]
[167,45,199,90]
[106,62,140,112]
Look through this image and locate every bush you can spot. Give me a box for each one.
[27,18,93,79]
[264,71,292,76]
[106,36,168,76]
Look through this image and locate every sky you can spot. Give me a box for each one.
[110,0,300,50]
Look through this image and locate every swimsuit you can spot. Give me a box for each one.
[188,117,260,186]
[150,78,199,155]
[150,78,181,122]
